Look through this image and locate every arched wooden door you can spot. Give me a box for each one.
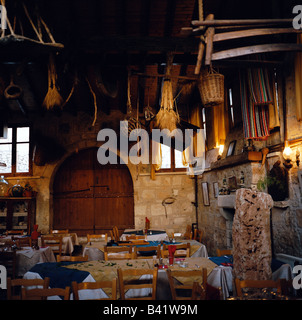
[53,148,134,236]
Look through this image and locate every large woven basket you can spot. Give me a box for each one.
[198,71,224,107]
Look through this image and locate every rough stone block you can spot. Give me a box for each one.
[232,188,273,280]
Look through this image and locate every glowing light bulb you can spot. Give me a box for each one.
[283,141,292,160]
[218,144,224,156]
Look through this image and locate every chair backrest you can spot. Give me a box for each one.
[191,281,206,300]
[235,278,282,297]
[87,233,108,243]
[193,229,202,242]
[125,234,145,240]
[104,246,133,260]
[72,278,117,300]
[56,255,89,262]
[41,235,62,256]
[21,286,70,300]
[6,230,23,236]
[133,245,161,259]
[166,268,207,300]
[161,243,190,258]
[51,229,69,234]
[0,251,17,279]
[13,236,32,248]
[216,249,232,257]
[112,226,120,241]
[183,225,193,240]
[7,277,50,300]
[118,267,158,300]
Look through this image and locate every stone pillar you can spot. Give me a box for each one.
[232,188,274,280]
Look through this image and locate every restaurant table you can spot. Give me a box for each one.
[38,233,79,255]
[83,240,208,261]
[23,259,156,300]
[16,246,56,277]
[120,229,168,242]
[209,255,294,299]
[23,257,218,300]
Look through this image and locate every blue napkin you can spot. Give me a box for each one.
[209,255,233,266]
[29,262,90,289]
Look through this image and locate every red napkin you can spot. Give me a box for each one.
[31,224,39,240]
[168,245,176,255]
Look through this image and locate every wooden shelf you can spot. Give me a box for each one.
[211,151,262,171]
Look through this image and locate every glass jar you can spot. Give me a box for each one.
[0,175,8,197]
[11,180,24,197]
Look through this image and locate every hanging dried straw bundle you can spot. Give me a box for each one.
[42,54,63,109]
[155,54,179,133]
[155,79,179,132]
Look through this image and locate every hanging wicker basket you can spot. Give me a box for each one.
[198,69,224,107]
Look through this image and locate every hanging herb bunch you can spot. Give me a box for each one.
[42,53,63,109]
[155,53,180,133]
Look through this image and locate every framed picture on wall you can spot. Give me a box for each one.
[213,182,219,198]
[227,140,236,157]
[202,182,210,206]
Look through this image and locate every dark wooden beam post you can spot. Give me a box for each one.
[204,14,215,66]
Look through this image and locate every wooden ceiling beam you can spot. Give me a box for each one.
[191,18,293,27]
[212,43,302,61]
[213,28,302,42]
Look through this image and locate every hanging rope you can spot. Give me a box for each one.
[86,77,98,127]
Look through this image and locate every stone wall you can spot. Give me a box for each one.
[198,61,302,258]
[5,109,196,236]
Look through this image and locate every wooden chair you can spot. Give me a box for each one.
[235,278,282,297]
[13,236,32,248]
[7,277,50,300]
[109,230,115,241]
[216,249,232,257]
[104,246,133,260]
[125,234,145,240]
[41,235,63,256]
[118,267,158,300]
[51,229,69,235]
[193,229,202,242]
[56,255,89,262]
[191,281,206,300]
[87,233,108,243]
[166,268,207,300]
[0,251,17,279]
[183,225,193,240]
[6,230,23,236]
[133,245,161,259]
[161,243,191,258]
[21,286,71,300]
[191,281,221,300]
[72,278,117,300]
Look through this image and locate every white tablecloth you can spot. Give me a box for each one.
[210,263,293,299]
[23,259,154,300]
[17,246,56,277]
[121,229,168,242]
[38,233,79,255]
[83,239,208,261]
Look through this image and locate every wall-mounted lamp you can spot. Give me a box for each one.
[283,141,293,169]
[217,139,225,160]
